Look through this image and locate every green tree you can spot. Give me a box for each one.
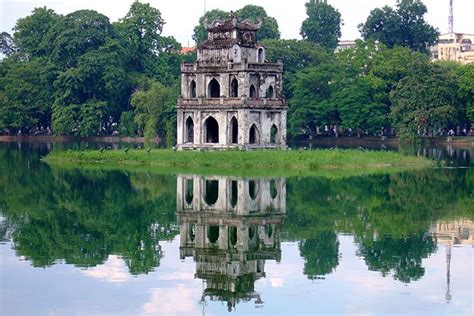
[335,41,431,135]
[118,111,138,136]
[193,6,280,44]
[457,63,474,124]
[12,7,60,59]
[115,1,181,76]
[262,39,329,99]
[331,76,387,136]
[235,5,280,41]
[359,0,438,53]
[0,57,53,133]
[289,63,339,137]
[46,10,115,68]
[51,39,130,136]
[192,9,228,44]
[390,64,460,138]
[0,32,16,57]
[131,79,176,142]
[300,0,342,51]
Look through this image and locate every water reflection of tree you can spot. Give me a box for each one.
[1,144,472,283]
[0,145,178,274]
[298,232,339,279]
[287,168,472,283]
[356,235,436,283]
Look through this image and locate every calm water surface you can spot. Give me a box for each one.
[0,142,472,315]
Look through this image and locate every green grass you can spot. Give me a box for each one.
[43,148,436,178]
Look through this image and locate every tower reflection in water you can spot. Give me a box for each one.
[176,176,286,311]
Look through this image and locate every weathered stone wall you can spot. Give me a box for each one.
[177,107,287,149]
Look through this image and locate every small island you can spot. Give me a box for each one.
[43,149,434,178]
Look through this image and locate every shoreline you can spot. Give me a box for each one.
[1,135,472,147]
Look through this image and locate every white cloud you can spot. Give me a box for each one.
[141,285,202,316]
[81,255,130,283]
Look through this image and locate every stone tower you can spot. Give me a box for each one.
[177,14,287,150]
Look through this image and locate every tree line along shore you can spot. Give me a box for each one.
[1,0,473,144]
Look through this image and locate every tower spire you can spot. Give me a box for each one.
[448,0,454,33]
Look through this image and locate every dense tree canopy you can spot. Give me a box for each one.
[457,64,474,123]
[359,0,438,53]
[235,5,280,41]
[12,7,60,59]
[300,0,342,51]
[390,64,460,138]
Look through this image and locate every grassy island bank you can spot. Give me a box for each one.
[43,149,435,178]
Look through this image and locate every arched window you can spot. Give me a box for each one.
[249,124,259,144]
[229,226,237,247]
[266,85,274,98]
[249,85,257,98]
[270,124,278,144]
[185,117,194,143]
[249,180,258,200]
[269,179,277,199]
[230,117,238,144]
[265,224,273,238]
[230,180,238,207]
[207,225,219,243]
[230,78,238,97]
[204,179,219,205]
[208,78,220,98]
[185,178,193,204]
[204,116,219,143]
[258,48,264,63]
[189,80,196,98]
[189,224,196,242]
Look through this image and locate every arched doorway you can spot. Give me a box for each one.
[204,116,219,143]
[230,78,238,97]
[270,124,278,144]
[230,117,238,144]
[185,117,194,143]
[249,124,259,144]
[266,85,274,98]
[208,78,220,98]
[249,85,257,98]
[189,80,196,98]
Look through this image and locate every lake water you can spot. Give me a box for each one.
[0,141,472,315]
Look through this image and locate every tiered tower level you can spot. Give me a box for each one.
[177,14,287,149]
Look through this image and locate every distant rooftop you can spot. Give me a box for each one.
[180,47,195,54]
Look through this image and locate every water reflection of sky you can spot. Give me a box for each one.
[1,235,472,315]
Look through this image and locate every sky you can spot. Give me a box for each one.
[1,0,473,47]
